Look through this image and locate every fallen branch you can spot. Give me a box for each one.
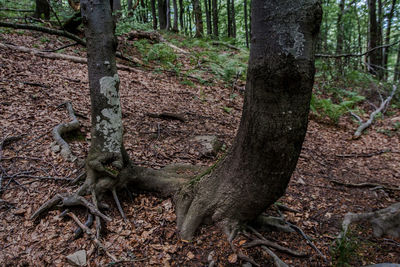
[211,41,242,51]
[146,112,186,122]
[52,102,79,162]
[244,239,307,257]
[0,8,34,12]
[353,85,397,139]
[336,149,391,158]
[127,30,189,54]
[331,179,400,191]
[0,43,138,72]
[0,21,86,45]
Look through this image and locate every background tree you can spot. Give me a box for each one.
[191,0,203,37]
[34,0,50,20]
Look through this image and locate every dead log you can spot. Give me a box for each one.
[211,41,242,51]
[0,43,139,72]
[353,85,397,139]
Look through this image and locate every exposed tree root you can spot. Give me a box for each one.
[244,239,307,257]
[52,102,79,162]
[339,202,400,239]
[331,179,400,191]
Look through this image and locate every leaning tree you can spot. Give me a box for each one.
[32,0,322,244]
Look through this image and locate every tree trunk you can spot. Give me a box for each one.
[192,0,203,37]
[394,43,400,82]
[188,5,192,37]
[80,0,127,197]
[335,0,345,75]
[204,0,211,35]
[175,0,322,240]
[179,0,184,31]
[158,0,168,30]
[166,0,171,30]
[112,0,122,20]
[368,0,383,79]
[172,0,179,31]
[227,0,231,37]
[383,0,397,79]
[151,0,157,30]
[231,0,236,38]
[140,0,148,22]
[244,0,249,48]
[34,0,50,20]
[212,0,218,38]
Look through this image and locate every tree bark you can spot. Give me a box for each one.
[394,43,400,82]
[231,0,236,38]
[382,0,397,79]
[335,0,345,75]
[192,0,203,37]
[175,0,322,240]
[158,0,168,30]
[172,0,179,31]
[151,0,158,30]
[204,0,211,35]
[244,0,249,48]
[80,0,127,196]
[34,0,50,20]
[368,0,383,79]
[179,0,184,31]
[212,0,218,38]
[227,0,231,37]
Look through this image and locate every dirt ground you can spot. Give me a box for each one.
[1,30,400,266]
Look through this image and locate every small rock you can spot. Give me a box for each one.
[50,142,61,153]
[242,263,252,267]
[207,250,215,262]
[66,250,86,266]
[187,251,195,260]
[193,135,223,157]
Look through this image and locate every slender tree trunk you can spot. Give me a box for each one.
[151,0,158,30]
[335,0,345,75]
[172,0,179,32]
[394,43,400,81]
[204,0,211,35]
[127,0,133,16]
[383,0,397,79]
[355,3,362,69]
[188,5,192,37]
[179,0,184,31]
[231,0,236,38]
[175,0,322,240]
[112,0,122,20]
[212,0,218,38]
[34,0,50,20]
[208,0,212,35]
[192,0,203,37]
[158,0,168,30]
[166,0,171,30]
[244,0,249,48]
[140,0,148,22]
[368,0,382,78]
[227,0,231,37]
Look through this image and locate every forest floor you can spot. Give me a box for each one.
[1,29,400,267]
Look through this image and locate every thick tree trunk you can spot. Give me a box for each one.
[172,0,179,31]
[244,0,249,48]
[212,0,218,38]
[34,0,50,20]
[151,0,157,30]
[175,0,322,240]
[80,0,127,196]
[192,0,203,37]
[158,0,168,30]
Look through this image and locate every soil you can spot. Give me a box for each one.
[0,30,399,266]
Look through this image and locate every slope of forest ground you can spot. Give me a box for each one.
[1,29,400,266]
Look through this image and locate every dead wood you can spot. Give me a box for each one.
[339,202,400,239]
[211,41,242,51]
[127,30,189,54]
[52,102,79,162]
[42,42,78,52]
[353,85,397,139]
[67,212,118,262]
[0,21,86,46]
[1,135,24,149]
[331,179,400,191]
[146,112,186,122]
[0,8,34,12]
[0,43,138,72]
[336,149,391,158]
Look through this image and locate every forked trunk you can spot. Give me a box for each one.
[175,0,322,240]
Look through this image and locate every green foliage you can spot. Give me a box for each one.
[331,233,358,267]
[310,92,365,124]
[146,43,177,64]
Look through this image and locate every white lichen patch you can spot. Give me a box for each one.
[274,24,305,59]
[96,75,123,153]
